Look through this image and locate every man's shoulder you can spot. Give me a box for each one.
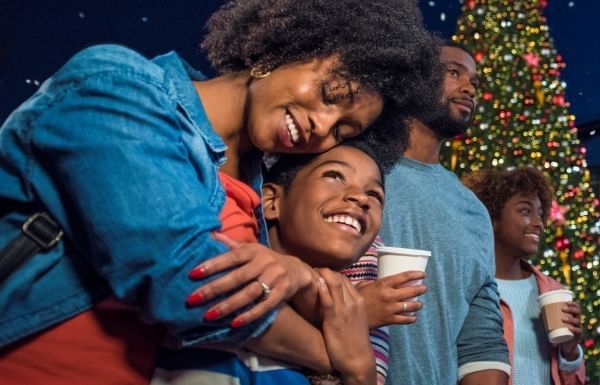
[386,159,468,192]
[386,158,456,178]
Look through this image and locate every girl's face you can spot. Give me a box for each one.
[264,146,384,270]
[493,193,544,259]
[244,56,384,154]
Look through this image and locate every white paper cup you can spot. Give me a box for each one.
[538,289,574,344]
[376,246,430,280]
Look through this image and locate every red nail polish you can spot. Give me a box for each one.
[204,308,221,321]
[231,318,245,328]
[189,266,206,279]
[186,292,204,306]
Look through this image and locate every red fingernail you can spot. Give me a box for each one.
[231,318,245,328]
[186,292,204,306]
[204,308,221,321]
[189,267,206,279]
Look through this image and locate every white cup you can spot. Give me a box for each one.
[376,246,430,280]
[537,289,574,344]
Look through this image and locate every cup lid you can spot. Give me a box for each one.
[538,289,573,302]
[376,246,431,257]
[548,328,574,344]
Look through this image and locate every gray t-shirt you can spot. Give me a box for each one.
[381,157,509,384]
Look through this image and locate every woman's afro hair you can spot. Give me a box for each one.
[462,167,554,222]
[202,0,444,152]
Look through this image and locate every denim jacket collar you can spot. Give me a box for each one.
[153,51,227,155]
[154,51,267,245]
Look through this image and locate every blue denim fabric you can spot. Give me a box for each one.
[0,44,275,348]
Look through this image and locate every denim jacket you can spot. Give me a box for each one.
[0,44,274,348]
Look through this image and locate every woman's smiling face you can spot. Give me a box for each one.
[264,145,384,270]
[244,56,384,154]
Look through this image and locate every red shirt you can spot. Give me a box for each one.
[0,299,164,385]
[218,171,260,243]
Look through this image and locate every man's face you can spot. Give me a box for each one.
[428,46,479,138]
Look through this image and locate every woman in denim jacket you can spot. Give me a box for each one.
[0,0,441,382]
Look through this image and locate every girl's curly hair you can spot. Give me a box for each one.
[462,167,554,222]
[264,136,390,195]
[202,0,443,153]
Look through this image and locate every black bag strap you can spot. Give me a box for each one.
[0,212,63,284]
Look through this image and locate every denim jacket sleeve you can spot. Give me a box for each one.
[13,45,276,346]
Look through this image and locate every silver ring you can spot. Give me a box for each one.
[257,279,272,301]
[402,302,408,313]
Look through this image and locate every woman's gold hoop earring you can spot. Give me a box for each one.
[250,67,271,79]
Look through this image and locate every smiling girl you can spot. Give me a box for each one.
[154,140,425,385]
[463,167,586,385]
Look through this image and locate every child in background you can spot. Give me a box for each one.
[153,141,426,385]
[463,167,585,385]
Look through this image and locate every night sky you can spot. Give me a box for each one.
[1,0,598,164]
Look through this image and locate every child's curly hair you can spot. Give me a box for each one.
[462,167,554,221]
[265,137,387,194]
[202,0,443,152]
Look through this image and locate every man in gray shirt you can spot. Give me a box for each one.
[381,43,510,385]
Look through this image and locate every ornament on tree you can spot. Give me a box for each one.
[534,80,545,106]
[550,200,568,225]
[557,247,572,285]
[552,94,565,106]
[573,249,585,260]
[555,236,570,251]
[523,52,540,67]
[449,136,462,171]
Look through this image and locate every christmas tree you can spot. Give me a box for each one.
[442,0,599,381]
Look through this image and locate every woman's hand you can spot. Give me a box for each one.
[355,271,427,329]
[559,301,583,360]
[290,278,322,326]
[186,233,316,327]
[317,268,376,385]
